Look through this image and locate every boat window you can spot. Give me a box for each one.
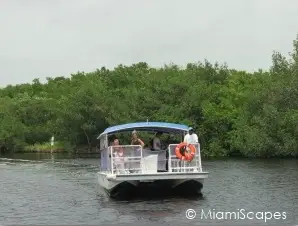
[100,135,109,149]
[99,136,104,150]
[100,148,110,171]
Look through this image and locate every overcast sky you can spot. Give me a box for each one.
[1,0,298,86]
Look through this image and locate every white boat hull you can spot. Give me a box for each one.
[97,172,208,199]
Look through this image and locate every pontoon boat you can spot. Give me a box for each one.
[97,121,209,199]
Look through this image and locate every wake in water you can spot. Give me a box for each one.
[0,157,45,163]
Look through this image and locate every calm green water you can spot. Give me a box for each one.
[0,153,297,225]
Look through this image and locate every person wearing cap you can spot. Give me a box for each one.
[184,127,198,144]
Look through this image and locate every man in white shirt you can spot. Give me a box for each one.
[152,132,162,151]
[184,127,198,144]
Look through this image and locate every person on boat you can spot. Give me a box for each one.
[152,132,162,151]
[113,138,122,148]
[112,139,124,157]
[184,127,198,144]
[131,130,145,148]
[112,139,126,173]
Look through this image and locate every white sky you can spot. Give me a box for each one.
[1,0,298,86]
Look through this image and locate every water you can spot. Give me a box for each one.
[0,153,297,225]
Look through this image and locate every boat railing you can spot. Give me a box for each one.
[168,143,202,173]
[110,145,143,175]
[100,143,203,175]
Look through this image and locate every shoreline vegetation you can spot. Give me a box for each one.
[23,141,65,153]
[1,36,298,158]
[21,142,99,153]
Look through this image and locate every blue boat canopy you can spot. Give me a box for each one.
[97,121,189,139]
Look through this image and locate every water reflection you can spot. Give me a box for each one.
[0,153,297,225]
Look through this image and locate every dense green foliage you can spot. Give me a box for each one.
[1,36,298,157]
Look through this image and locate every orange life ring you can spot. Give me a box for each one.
[175,142,196,161]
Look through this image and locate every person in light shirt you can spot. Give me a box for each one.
[112,138,126,173]
[184,127,198,144]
